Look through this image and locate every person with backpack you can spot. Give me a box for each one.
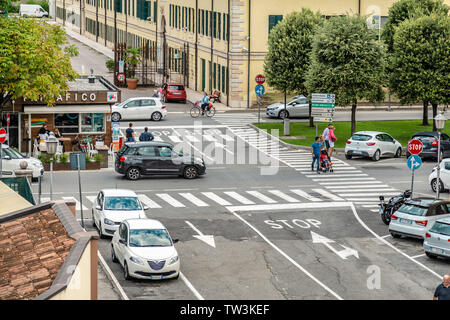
[139,127,154,142]
[201,92,210,115]
[328,125,337,158]
[126,123,135,142]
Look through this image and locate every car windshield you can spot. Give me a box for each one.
[430,221,450,236]
[351,134,372,141]
[104,197,142,210]
[397,204,428,216]
[1,147,24,159]
[169,85,184,90]
[129,229,173,247]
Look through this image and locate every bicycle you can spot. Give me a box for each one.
[190,102,216,118]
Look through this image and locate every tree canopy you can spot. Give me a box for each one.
[263,8,324,95]
[306,15,386,134]
[0,17,78,108]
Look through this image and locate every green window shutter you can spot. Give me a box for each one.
[218,13,221,39]
[213,63,216,89]
[213,12,217,38]
[268,15,283,34]
[205,10,208,36]
[201,10,204,35]
[153,1,157,23]
[169,5,171,26]
[189,8,191,32]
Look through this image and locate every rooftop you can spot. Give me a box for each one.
[67,77,113,91]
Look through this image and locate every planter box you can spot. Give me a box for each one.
[43,161,101,171]
[86,161,101,170]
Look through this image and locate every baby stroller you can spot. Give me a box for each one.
[320,149,334,173]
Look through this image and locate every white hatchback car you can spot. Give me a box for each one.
[111,219,180,280]
[345,131,403,161]
[428,158,450,193]
[92,189,148,237]
[111,97,167,122]
[1,144,44,182]
[389,198,450,239]
[423,217,450,259]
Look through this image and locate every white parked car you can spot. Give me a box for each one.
[428,158,450,192]
[345,131,403,161]
[266,95,309,119]
[1,144,43,182]
[389,198,450,239]
[111,97,167,122]
[423,217,450,259]
[111,219,180,280]
[92,189,148,238]
[19,4,48,17]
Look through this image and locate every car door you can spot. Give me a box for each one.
[141,99,157,116]
[382,134,397,156]
[116,223,128,265]
[135,146,159,174]
[441,161,450,189]
[122,99,141,119]
[94,192,104,227]
[292,97,309,117]
[154,146,180,173]
[374,134,387,155]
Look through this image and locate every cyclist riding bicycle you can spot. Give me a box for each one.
[201,92,210,115]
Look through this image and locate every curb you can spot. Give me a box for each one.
[97,250,129,300]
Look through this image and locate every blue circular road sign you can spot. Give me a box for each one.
[407,155,422,171]
[255,85,265,96]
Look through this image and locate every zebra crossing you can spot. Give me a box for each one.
[213,114,399,212]
[38,187,354,212]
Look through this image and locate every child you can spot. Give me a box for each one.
[311,136,322,174]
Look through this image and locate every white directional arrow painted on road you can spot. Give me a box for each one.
[185,221,216,248]
[310,231,359,260]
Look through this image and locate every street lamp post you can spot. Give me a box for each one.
[435,113,446,199]
[46,135,58,201]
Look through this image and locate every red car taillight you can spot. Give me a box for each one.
[432,140,439,147]
[161,105,166,109]
[346,140,351,144]
[366,142,376,146]
[415,220,428,227]
[391,214,398,220]
[425,233,431,238]
[119,156,126,162]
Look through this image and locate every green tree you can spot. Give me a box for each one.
[390,13,450,131]
[0,17,77,109]
[263,8,324,126]
[382,0,449,125]
[306,15,386,135]
[124,47,142,79]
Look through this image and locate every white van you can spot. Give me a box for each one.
[1,144,44,182]
[19,4,49,18]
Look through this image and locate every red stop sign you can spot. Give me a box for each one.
[255,74,265,85]
[0,128,6,144]
[408,139,423,155]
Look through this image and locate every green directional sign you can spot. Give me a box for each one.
[311,103,335,108]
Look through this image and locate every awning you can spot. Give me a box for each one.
[23,104,111,114]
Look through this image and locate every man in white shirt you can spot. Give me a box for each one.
[322,124,333,153]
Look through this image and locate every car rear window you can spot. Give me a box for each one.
[118,145,134,156]
[397,204,428,216]
[351,134,371,141]
[430,221,450,236]
[413,135,435,143]
[168,85,184,91]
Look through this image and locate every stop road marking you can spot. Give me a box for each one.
[264,219,322,229]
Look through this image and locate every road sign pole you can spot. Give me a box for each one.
[0,144,2,180]
[411,169,414,198]
[437,131,441,199]
[77,153,85,228]
[257,95,261,124]
[315,121,318,137]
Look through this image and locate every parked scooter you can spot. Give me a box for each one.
[379,190,412,225]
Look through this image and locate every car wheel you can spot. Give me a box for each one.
[173,272,180,280]
[151,112,162,121]
[425,251,437,259]
[345,154,352,160]
[431,178,444,193]
[183,166,199,179]
[390,232,401,239]
[111,112,121,122]
[124,262,132,280]
[372,150,381,161]
[279,110,289,119]
[394,148,402,158]
[126,167,141,180]
[111,245,118,263]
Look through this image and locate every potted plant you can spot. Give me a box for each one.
[105,59,115,73]
[124,48,142,90]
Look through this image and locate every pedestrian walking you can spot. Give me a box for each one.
[311,136,322,174]
[328,125,337,158]
[152,90,160,98]
[433,275,450,300]
[126,123,135,142]
[139,127,154,141]
[322,123,333,154]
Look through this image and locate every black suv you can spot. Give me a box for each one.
[115,142,206,180]
[406,131,450,160]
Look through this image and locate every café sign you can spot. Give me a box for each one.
[23,92,99,103]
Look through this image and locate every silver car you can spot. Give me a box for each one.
[424,217,450,259]
[389,198,450,239]
[266,95,309,119]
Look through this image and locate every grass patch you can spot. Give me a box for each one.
[254,120,448,148]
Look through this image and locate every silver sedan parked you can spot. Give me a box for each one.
[266,95,309,119]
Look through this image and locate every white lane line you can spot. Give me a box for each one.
[173,129,215,163]
[246,190,278,204]
[62,196,88,211]
[201,192,232,206]
[380,235,391,239]
[319,181,382,185]
[86,196,97,203]
[226,207,343,300]
[180,272,205,300]
[268,190,300,203]
[411,253,426,259]
[137,194,162,209]
[350,203,442,280]
[203,135,217,142]
[345,198,383,201]
[153,136,164,142]
[97,251,129,300]
[179,193,209,207]
[338,192,400,197]
[186,135,200,142]
[312,189,344,201]
[168,135,182,143]
[325,185,391,189]
[224,191,255,205]
[306,174,368,178]
[290,189,322,202]
[362,205,380,208]
[370,209,379,212]
[219,134,234,141]
[156,193,186,208]
[313,178,376,182]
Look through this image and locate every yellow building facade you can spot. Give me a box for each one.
[54,0,450,108]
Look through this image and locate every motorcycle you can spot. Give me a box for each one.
[379,190,412,225]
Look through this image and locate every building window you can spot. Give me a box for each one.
[81,113,105,133]
[54,114,79,134]
[268,15,283,34]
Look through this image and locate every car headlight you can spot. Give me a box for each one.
[169,255,179,265]
[130,256,145,265]
[104,218,115,225]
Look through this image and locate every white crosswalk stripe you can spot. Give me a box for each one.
[86,196,97,203]
[246,190,277,203]
[62,196,88,211]
[311,189,344,201]
[156,193,186,207]
[179,193,209,207]
[290,189,322,202]
[168,135,182,143]
[138,194,162,209]
[269,190,300,203]
[201,192,232,206]
[224,191,255,205]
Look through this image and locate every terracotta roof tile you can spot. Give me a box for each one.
[0,208,75,300]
